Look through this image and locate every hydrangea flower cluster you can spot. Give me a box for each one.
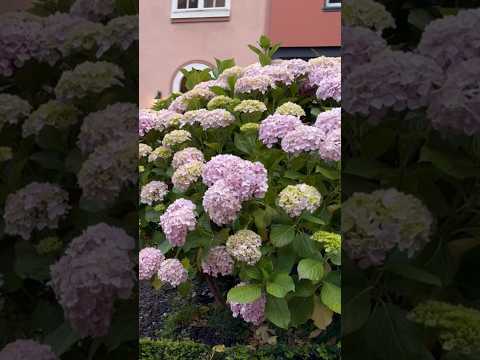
[259,114,303,148]
[275,102,306,117]
[306,57,341,102]
[226,230,263,265]
[315,107,341,136]
[342,25,388,75]
[148,146,172,162]
[139,143,153,158]
[342,188,433,268]
[203,180,243,225]
[140,181,169,205]
[162,130,192,147]
[50,223,135,337]
[96,15,139,57]
[160,199,197,247]
[172,160,204,192]
[343,0,396,33]
[228,284,266,325]
[4,182,70,240]
[168,87,216,113]
[78,136,137,203]
[0,340,58,360]
[312,231,341,263]
[139,247,165,281]
[201,246,234,277]
[139,109,181,136]
[278,184,322,218]
[78,102,136,153]
[319,127,341,162]
[184,109,236,130]
[240,122,260,133]
[408,301,480,353]
[281,125,324,155]
[157,259,188,287]
[55,61,124,101]
[207,95,238,110]
[171,147,205,170]
[219,65,244,81]
[23,100,79,138]
[235,75,275,94]
[0,94,31,130]
[418,8,480,71]
[427,59,480,135]
[234,100,268,114]
[343,51,444,120]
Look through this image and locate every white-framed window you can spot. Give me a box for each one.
[325,0,341,9]
[172,62,212,93]
[171,0,231,19]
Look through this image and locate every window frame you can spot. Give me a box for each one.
[171,0,231,19]
[171,62,212,93]
[325,0,341,9]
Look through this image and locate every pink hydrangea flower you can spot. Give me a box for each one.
[281,125,324,155]
[157,258,188,287]
[259,114,303,148]
[0,340,58,360]
[228,284,266,325]
[201,246,234,277]
[139,247,165,280]
[160,199,197,247]
[315,108,341,136]
[171,147,204,170]
[203,180,242,226]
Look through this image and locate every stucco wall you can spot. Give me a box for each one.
[268,0,341,47]
[140,0,269,108]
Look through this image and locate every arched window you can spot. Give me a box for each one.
[171,62,212,93]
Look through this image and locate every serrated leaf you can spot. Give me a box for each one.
[227,284,262,304]
[266,273,295,298]
[311,296,333,329]
[265,296,291,329]
[289,296,314,327]
[321,281,341,314]
[298,258,324,282]
[270,224,295,247]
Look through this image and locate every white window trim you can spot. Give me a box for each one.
[172,63,212,93]
[171,0,231,19]
[325,0,341,9]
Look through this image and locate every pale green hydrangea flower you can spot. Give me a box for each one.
[312,231,341,264]
[275,102,306,117]
[207,96,239,110]
[278,184,322,218]
[36,237,63,255]
[162,130,191,147]
[234,100,267,114]
[148,146,172,162]
[0,147,13,162]
[240,122,260,133]
[171,160,204,192]
[409,301,480,354]
[343,188,433,268]
[139,143,152,158]
[0,94,31,130]
[23,100,79,137]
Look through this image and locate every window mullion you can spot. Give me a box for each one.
[199,0,205,9]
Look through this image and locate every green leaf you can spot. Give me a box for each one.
[241,266,262,281]
[248,45,263,56]
[343,286,372,335]
[293,233,320,258]
[419,146,480,179]
[385,264,442,287]
[259,35,272,49]
[14,241,54,281]
[265,296,291,329]
[294,279,317,297]
[210,86,227,96]
[227,284,262,304]
[266,273,295,298]
[289,296,314,327]
[234,133,256,155]
[259,53,271,66]
[274,251,296,274]
[297,258,324,282]
[44,322,81,356]
[321,281,341,314]
[270,224,295,247]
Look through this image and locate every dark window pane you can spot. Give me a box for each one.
[216,0,226,7]
[188,0,198,8]
[205,0,214,8]
[177,0,187,9]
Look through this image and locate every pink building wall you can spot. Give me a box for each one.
[268,0,341,47]
[140,0,269,108]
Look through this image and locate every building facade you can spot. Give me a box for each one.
[140,0,340,107]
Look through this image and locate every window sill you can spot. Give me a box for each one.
[170,8,230,19]
[323,6,341,12]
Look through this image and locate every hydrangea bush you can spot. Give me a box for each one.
[139,36,341,334]
[343,2,480,359]
[0,0,138,358]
